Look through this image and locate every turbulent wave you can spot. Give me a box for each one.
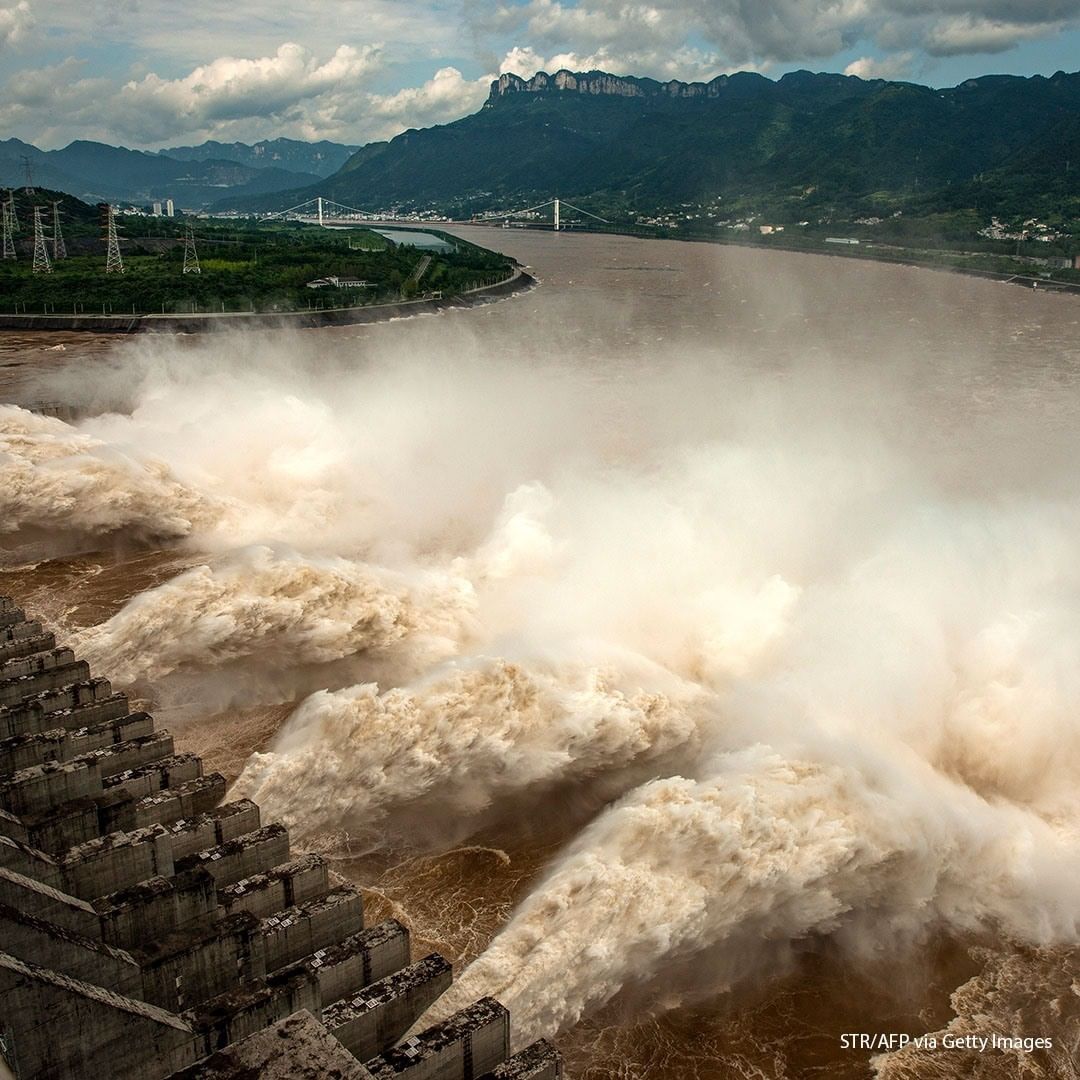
[73,545,478,685]
[425,746,1080,1046]
[234,658,705,849]
[0,405,219,542]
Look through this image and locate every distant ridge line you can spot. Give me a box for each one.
[489,69,745,101]
[487,65,1079,102]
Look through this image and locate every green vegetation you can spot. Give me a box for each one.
[0,191,514,316]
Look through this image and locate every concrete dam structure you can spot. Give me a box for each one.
[0,595,561,1080]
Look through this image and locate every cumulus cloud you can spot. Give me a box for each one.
[0,0,32,49]
[1,39,476,147]
[497,41,733,82]
[364,66,493,140]
[0,58,115,146]
[499,45,548,76]
[1,40,495,148]
[111,43,380,142]
[478,0,871,68]
[471,0,1079,72]
[844,51,917,79]
[922,16,1066,55]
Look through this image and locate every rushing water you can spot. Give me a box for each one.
[3,229,1080,1079]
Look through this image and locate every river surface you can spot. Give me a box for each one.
[2,229,1079,1079]
[371,227,455,250]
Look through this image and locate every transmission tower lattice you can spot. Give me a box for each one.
[182,224,200,274]
[32,206,52,273]
[20,155,35,194]
[104,204,124,274]
[4,188,18,230]
[51,201,66,260]
[2,197,15,260]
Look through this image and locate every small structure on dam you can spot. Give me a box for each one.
[0,595,561,1080]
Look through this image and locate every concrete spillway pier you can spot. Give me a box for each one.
[0,594,560,1080]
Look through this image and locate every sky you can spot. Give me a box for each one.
[2,0,1079,150]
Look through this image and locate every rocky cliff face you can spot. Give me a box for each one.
[488,70,732,102]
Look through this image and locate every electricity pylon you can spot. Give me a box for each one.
[182,224,200,274]
[2,196,15,260]
[104,204,124,274]
[51,201,66,260]
[32,206,51,273]
[5,188,18,230]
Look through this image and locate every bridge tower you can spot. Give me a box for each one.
[104,203,124,274]
[489,197,608,232]
[32,206,51,273]
[51,200,67,260]
[317,196,324,226]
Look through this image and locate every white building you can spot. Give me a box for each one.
[306,276,372,289]
[166,199,175,217]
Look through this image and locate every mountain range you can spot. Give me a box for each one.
[0,137,356,208]
[224,68,1080,226]
[6,70,1078,227]
[153,138,357,178]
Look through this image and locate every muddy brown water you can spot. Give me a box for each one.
[3,228,1079,1079]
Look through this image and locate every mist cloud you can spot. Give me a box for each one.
[10,285,1079,1052]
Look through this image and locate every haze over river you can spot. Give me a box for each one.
[3,229,1080,1079]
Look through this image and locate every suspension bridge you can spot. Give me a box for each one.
[265,197,375,226]
[476,197,610,231]
[265,195,610,232]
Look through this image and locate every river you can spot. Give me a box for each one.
[2,228,1079,1079]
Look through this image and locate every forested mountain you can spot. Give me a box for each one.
[226,68,1080,225]
[156,138,357,178]
[9,69,1076,226]
[916,112,1080,219]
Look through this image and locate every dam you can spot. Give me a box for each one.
[0,594,561,1080]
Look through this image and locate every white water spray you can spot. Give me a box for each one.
[7,280,1080,1057]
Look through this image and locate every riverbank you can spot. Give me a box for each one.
[0,266,533,334]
